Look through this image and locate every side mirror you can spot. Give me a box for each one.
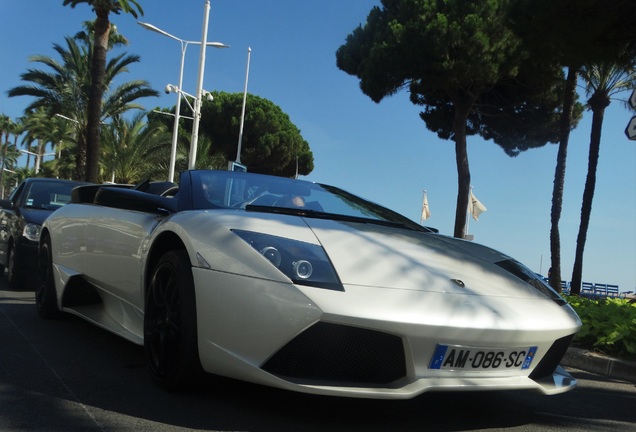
[0,199,13,210]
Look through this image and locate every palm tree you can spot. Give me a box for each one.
[569,57,636,295]
[45,114,79,179]
[189,135,227,171]
[1,141,25,197]
[7,119,24,165]
[8,27,157,180]
[20,108,62,175]
[0,115,9,149]
[0,114,12,194]
[21,36,89,178]
[12,167,36,185]
[62,0,143,182]
[160,120,227,174]
[0,117,23,197]
[101,112,172,183]
[9,36,90,179]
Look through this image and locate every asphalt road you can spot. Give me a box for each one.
[1,284,635,432]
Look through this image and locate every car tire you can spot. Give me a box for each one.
[7,245,25,290]
[144,250,203,391]
[35,235,61,319]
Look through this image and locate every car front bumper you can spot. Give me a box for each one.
[192,269,579,399]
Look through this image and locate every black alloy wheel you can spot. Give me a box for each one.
[144,250,203,390]
[35,236,61,318]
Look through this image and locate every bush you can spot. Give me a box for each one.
[565,295,636,360]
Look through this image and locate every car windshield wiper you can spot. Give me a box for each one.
[245,204,421,230]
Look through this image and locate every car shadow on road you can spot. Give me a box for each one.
[1,297,634,431]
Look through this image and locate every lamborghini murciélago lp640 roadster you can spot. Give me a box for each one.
[37,169,581,398]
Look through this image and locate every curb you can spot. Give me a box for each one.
[562,347,636,383]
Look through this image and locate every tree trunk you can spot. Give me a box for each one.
[571,94,609,293]
[74,131,87,181]
[85,10,111,182]
[452,93,475,239]
[549,66,578,293]
[0,132,8,198]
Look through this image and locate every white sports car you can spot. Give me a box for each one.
[37,169,580,398]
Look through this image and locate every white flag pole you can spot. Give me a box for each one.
[465,186,472,237]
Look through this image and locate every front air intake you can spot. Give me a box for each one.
[262,322,406,386]
[529,334,575,380]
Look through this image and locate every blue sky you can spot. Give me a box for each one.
[1,1,635,292]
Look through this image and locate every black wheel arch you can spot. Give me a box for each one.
[39,227,51,250]
[145,231,188,294]
[144,239,203,390]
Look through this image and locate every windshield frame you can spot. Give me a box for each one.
[184,170,432,232]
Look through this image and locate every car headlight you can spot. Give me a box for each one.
[232,229,343,291]
[23,223,42,242]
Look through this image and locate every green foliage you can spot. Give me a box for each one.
[193,91,313,177]
[8,22,158,180]
[509,0,636,68]
[100,112,172,183]
[62,0,145,182]
[62,0,143,19]
[565,295,636,360]
[336,0,575,238]
[337,0,575,156]
[337,0,523,103]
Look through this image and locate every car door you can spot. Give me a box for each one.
[82,205,162,310]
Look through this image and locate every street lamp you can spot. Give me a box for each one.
[165,85,214,111]
[138,16,228,181]
[20,149,55,174]
[54,113,79,124]
[53,112,81,160]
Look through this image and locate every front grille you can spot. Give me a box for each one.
[529,334,575,380]
[262,322,406,386]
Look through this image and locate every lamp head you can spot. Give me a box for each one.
[202,91,214,102]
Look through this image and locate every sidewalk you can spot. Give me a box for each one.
[562,347,636,383]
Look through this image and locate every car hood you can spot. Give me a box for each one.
[21,207,54,225]
[302,218,543,299]
[198,212,555,301]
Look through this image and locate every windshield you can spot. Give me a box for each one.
[189,170,428,231]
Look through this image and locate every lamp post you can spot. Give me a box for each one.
[190,0,210,170]
[138,16,228,181]
[54,113,79,124]
[235,47,251,165]
[20,149,55,174]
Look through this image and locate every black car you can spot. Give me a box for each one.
[0,178,87,289]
